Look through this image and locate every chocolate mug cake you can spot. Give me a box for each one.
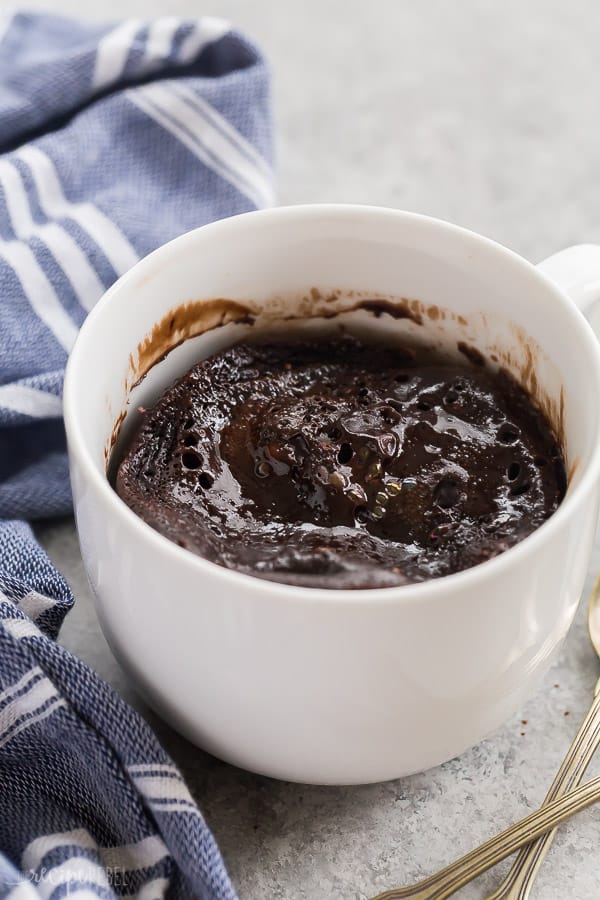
[114,335,566,589]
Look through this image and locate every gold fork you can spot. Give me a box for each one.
[370,776,600,899]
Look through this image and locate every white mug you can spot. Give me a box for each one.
[64,205,600,785]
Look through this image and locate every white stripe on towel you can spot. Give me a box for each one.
[15,145,139,277]
[18,590,60,620]
[35,222,105,312]
[0,667,43,710]
[101,835,169,872]
[140,17,180,74]
[0,385,62,418]
[171,81,272,181]
[177,17,230,64]
[22,828,97,872]
[128,82,274,209]
[0,158,105,312]
[0,158,35,233]
[0,676,64,748]
[0,697,65,750]
[131,771,203,815]
[5,883,42,900]
[92,19,143,90]
[128,763,180,777]
[24,829,169,879]
[37,858,109,900]
[2,618,42,640]
[123,877,169,900]
[0,241,78,351]
[131,775,194,804]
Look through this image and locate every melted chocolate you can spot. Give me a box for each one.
[114,337,566,589]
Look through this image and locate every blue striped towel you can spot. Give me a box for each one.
[0,11,273,899]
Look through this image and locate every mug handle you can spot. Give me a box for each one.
[537,244,600,327]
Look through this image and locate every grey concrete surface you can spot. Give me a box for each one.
[12,0,600,896]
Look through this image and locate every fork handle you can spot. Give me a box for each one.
[370,774,600,900]
[484,680,600,900]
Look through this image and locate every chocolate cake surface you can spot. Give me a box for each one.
[114,336,566,589]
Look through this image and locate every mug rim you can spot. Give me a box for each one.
[63,203,600,605]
